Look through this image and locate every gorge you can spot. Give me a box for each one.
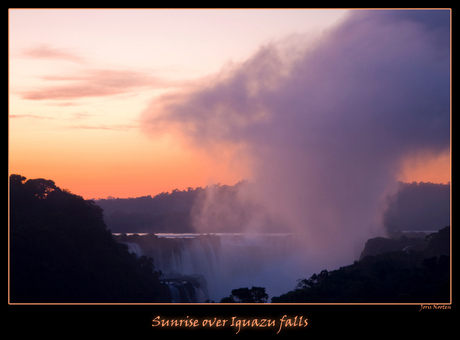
[114,233,307,302]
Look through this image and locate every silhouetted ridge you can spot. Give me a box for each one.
[271,226,450,303]
[96,180,261,233]
[9,174,170,303]
[96,180,450,234]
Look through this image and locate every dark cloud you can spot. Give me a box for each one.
[141,10,450,268]
[383,181,450,232]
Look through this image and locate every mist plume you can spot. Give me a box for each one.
[141,10,450,271]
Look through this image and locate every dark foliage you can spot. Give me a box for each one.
[9,174,171,303]
[220,286,269,303]
[104,210,194,234]
[359,234,429,260]
[96,188,203,233]
[271,226,450,303]
[96,181,450,234]
[95,180,282,233]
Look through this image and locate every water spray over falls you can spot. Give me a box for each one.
[118,233,309,302]
[137,10,450,302]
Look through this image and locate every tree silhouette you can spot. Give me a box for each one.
[220,286,268,303]
[271,227,450,303]
[9,174,170,303]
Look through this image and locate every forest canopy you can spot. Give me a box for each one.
[9,174,450,304]
[271,226,450,303]
[96,180,259,233]
[9,174,170,303]
[96,180,450,234]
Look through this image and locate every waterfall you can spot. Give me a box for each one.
[165,279,207,302]
[116,233,305,302]
[121,242,143,257]
[194,286,206,303]
[168,283,181,303]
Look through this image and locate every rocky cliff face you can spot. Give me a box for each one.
[359,227,450,261]
[359,234,428,261]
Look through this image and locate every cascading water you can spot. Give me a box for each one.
[120,242,143,257]
[168,283,181,303]
[115,233,306,302]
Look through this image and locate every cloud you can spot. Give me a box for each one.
[21,68,168,101]
[49,102,81,107]
[22,44,85,63]
[70,112,98,120]
[141,10,450,267]
[383,181,450,232]
[9,111,134,131]
[67,123,137,131]
[9,114,56,119]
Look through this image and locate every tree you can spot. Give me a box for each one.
[24,178,58,199]
[220,286,268,303]
[271,227,450,303]
[9,174,170,303]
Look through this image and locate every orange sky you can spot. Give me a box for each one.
[8,9,451,199]
[8,9,347,199]
[398,151,450,186]
[8,122,249,199]
[8,128,450,200]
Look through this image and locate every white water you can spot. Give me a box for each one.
[168,283,181,303]
[120,233,309,302]
[120,242,143,257]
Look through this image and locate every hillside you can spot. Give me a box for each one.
[96,180,256,233]
[96,181,450,234]
[271,226,450,303]
[9,174,170,303]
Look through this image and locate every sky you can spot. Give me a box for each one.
[9,9,450,200]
